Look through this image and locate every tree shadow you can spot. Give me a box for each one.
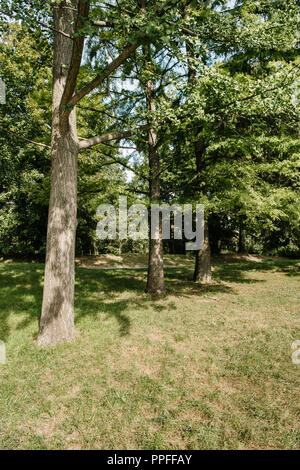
[74,291,140,337]
[0,263,44,341]
[0,257,298,341]
[164,268,233,297]
[76,297,132,336]
[213,258,300,282]
[75,266,233,302]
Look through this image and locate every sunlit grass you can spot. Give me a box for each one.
[0,257,299,449]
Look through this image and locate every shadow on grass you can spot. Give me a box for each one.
[0,263,44,341]
[0,257,298,340]
[213,258,300,282]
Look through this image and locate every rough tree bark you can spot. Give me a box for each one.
[186,41,212,283]
[38,1,138,346]
[193,226,212,283]
[192,141,212,284]
[37,3,79,346]
[36,0,176,344]
[238,222,247,254]
[145,71,165,295]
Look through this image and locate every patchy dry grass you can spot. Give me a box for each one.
[76,253,194,269]
[0,257,299,449]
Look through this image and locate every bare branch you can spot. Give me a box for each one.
[100,153,148,180]
[79,123,151,149]
[68,0,183,107]
[0,125,50,149]
[77,104,128,123]
[0,8,73,39]
[68,43,139,107]
[60,1,90,129]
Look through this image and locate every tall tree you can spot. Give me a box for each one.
[186,27,212,283]
[1,0,195,345]
[144,51,165,294]
[1,0,298,345]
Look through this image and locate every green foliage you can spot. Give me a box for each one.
[0,23,51,257]
[0,20,128,257]
[0,1,299,257]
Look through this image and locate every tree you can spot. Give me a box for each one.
[143,48,166,294]
[0,22,51,257]
[185,25,212,283]
[38,0,145,346]
[178,59,299,261]
[2,0,197,345]
[1,0,298,345]
[158,0,298,278]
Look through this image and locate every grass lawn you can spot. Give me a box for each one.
[0,256,299,450]
[76,252,275,269]
[76,252,194,269]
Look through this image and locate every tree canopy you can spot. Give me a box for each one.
[0,0,299,344]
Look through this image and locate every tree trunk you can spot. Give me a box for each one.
[37,4,79,346]
[186,40,212,284]
[147,207,165,295]
[209,215,221,254]
[193,225,212,283]
[238,224,247,254]
[145,74,165,295]
[193,140,212,283]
